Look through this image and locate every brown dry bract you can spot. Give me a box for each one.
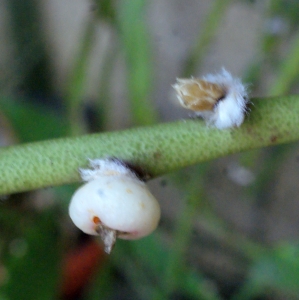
[174,79,226,111]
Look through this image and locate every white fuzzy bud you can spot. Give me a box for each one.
[69,159,161,253]
[173,68,249,129]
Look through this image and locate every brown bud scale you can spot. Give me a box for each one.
[173,78,226,111]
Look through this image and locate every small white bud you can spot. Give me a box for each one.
[69,159,161,253]
[173,68,249,129]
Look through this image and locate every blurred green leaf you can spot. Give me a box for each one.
[234,243,299,299]
[84,261,114,300]
[5,0,53,94]
[114,234,221,300]
[0,96,67,142]
[117,0,157,125]
[182,0,232,77]
[271,0,299,29]
[95,0,116,23]
[0,209,63,300]
[250,244,299,292]
[64,20,97,136]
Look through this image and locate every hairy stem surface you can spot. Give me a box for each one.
[0,95,298,194]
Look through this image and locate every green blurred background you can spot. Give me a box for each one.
[1,0,299,299]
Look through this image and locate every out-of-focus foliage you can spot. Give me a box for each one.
[0,209,63,300]
[1,0,299,299]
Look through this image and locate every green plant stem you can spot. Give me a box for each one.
[95,36,117,130]
[117,0,157,125]
[182,0,232,77]
[162,178,207,298]
[65,19,97,135]
[1,95,299,195]
[270,31,299,96]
